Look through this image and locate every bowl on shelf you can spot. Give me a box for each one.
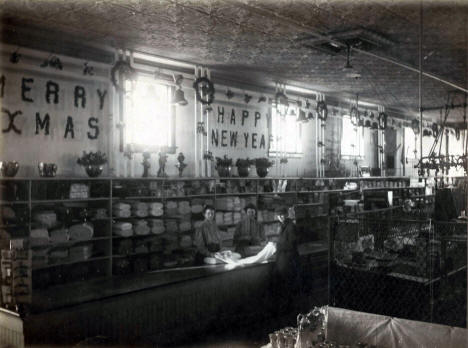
[38,162,58,177]
[0,161,19,177]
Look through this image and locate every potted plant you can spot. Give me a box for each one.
[235,158,252,177]
[77,151,107,177]
[254,157,274,178]
[215,155,233,177]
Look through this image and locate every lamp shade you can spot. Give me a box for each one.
[172,88,188,106]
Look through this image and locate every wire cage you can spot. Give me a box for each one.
[329,216,467,327]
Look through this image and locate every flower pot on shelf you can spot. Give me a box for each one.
[216,165,232,177]
[256,166,269,178]
[237,166,250,178]
[84,164,103,178]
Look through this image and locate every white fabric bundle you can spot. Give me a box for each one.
[33,211,57,228]
[179,221,192,232]
[30,228,49,247]
[114,209,131,218]
[179,235,192,248]
[149,202,164,217]
[113,202,131,217]
[149,202,163,210]
[114,202,131,210]
[49,228,69,244]
[149,208,164,217]
[232,196,241,211]
[134,224,150,236]
[113,222,133,237]
[204,199,214,206]
[178,201,191,215]
[69,223,94,241]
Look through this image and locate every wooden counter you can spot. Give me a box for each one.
[24,242,328,346]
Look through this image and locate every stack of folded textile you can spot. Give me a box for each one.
[113,222,133,237]
[115,238,133,255]
[33,211,57,229]
[133,220,150,235]
[149,219,165,234]
[133,239,149,254]
[113,202,131,218]
[166,201,178,217]
[215,212,224,225]
[32,247,49,268]
[232,196,241,211]
[69,223,94,241]
[215,197,234,211]
[166,220,178,233]
[49,227,69,243]
[233,212,242,224]
[191,199,204,214]
[178,201,191,215]
[69,243,93,262]
[223,212,233,224]
[30,228,49,247]
[49,247,69,263]
[149,202,164,217]
[131,202,148,217]
[179,220,192,232]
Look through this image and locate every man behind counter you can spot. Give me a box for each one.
[233,203,266,257]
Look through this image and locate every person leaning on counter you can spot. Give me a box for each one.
[194,205,222,263]
[233,203,266,256]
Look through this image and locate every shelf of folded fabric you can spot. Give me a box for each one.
[0,200,29,205]
[31,197,109,204]
[215,192,257,196]
[32,255,110,270]
[31,236,110,249]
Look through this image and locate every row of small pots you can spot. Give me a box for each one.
[0,161,104,178]
[217,164,270,178]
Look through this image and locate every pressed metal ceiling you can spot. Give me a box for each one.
[1,0,468,121]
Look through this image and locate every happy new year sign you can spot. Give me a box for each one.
[209,104,269,156]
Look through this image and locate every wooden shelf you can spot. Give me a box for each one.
[32,197,108,204]
[32,255,110,270]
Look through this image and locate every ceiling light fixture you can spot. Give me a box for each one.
[274,83,289,117]
[343,45,361,79]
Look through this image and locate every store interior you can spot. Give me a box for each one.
[0,1,467,347]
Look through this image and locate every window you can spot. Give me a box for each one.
[404,127,418,159]
[341,115,364,157]
[123,74,175,152]
[269,107,303,157]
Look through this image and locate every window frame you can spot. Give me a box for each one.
[341,115,365,159]
[268,106,303,158]
[122,74,177,154]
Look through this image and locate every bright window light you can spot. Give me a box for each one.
[124,75,174,151]
[269,107,303,156]
[341,115,364,157]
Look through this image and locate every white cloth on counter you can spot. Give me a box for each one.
[69,223,94,241]
[30,228,49,247]
[220,242,276,265]
[49,227,69,243]
[33,211,57,228]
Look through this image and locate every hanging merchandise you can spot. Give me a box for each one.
[40,54,63,70]
[305,99,311,109]
[350,106,359,126]
[226,89,234,99]
[431,123,439,138]
[378,112,387,130]
[411,119,420,135]
[193,76,215,105]
[316,101,328,121]
[83,62,94,76]
[244,94,252,104]
[257,95,266,103]
[455,127,461,140]
[111,59,137,92]
[9,48,20,64]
